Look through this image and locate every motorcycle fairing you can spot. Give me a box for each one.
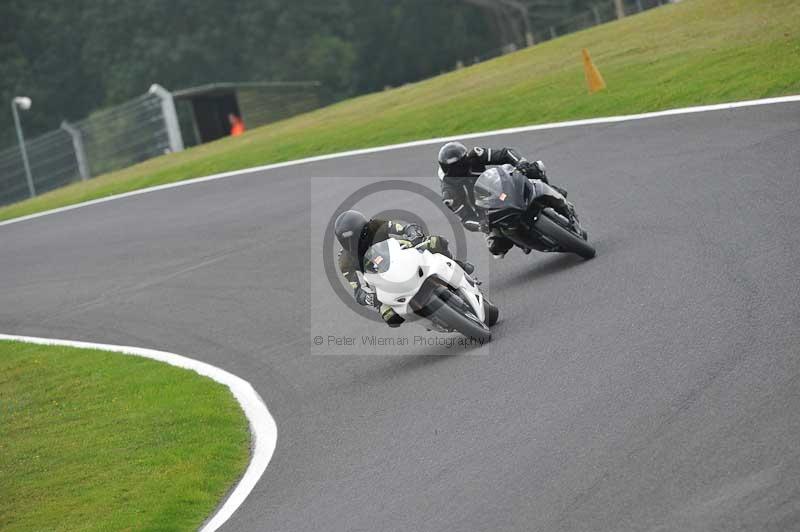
[362,238,486,328]
[473,164,531,211]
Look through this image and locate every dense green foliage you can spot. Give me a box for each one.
[0,340,250,531]
[0,0,599,148]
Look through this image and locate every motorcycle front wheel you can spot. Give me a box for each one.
[437,295,492,343]
[417,286,492,343]
[533,212,596,259]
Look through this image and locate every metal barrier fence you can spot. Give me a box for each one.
[74,92,171,178]
[0,128,80,205]
[0,81,322,207]
[0,86,176,207]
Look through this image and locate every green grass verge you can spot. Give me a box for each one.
[0,340,250,531]
[1,0,798,222]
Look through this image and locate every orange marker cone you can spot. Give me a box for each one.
[582,48,606,93]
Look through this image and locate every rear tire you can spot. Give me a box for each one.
[534,213,596,259]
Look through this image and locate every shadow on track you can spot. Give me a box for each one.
[345,340,489,385]
[486,234,615,292]
[488,253,587,291]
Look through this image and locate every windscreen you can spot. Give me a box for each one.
[362,240,392,274]
[473,165,529,210]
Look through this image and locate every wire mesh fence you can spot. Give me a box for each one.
[0,81,325,207]
[0,91,171,207]
[0,128,79,206]
[74,93,170,177]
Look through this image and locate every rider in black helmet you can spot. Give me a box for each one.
[438,141,573,258]
[334,210,473,327]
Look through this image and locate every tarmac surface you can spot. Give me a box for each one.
[1,101,799,531]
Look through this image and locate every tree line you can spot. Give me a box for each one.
[1,0,596,148]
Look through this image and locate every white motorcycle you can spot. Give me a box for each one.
[361,238,498,342]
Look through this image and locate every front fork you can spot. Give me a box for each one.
[528,190,584,236]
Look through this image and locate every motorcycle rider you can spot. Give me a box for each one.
[335,210,474,328]
[438,141,576,258]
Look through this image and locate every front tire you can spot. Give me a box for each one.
[483,297,499,327]
[435,297,492,343]
[410,281,492,343]
[533,213,596,259]
[421,288,492,343]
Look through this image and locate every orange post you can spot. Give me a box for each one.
[582,48,607,93]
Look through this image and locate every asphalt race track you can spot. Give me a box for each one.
[2,102,800,531]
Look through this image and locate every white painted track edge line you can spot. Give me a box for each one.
[0,333,276,532]
[1,93,798,228]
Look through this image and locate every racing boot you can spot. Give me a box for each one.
[486,233,514,259]
[551,184,569,198]
[381,305,405,328]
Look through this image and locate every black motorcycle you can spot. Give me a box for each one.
[473,165,596,259]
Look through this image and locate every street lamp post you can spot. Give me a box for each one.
[11,96,35,198]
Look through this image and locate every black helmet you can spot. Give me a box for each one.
[334,210,368,257]
[438,141,469,177]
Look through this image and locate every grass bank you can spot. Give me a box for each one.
[0,340,250,531]
[1,0,798,222]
